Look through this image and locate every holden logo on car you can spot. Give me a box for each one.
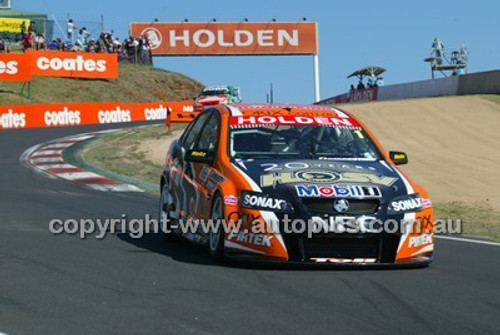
[294,170,341,183]
[141,28,162,50]
[333,199,350,213]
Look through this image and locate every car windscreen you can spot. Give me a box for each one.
[229,124,381,160]
[200,88,229,96]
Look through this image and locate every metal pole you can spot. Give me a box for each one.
[313,54,320,102]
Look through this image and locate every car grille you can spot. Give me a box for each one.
[301,198,380,216]
[283,235,400,263]
[302,236,379,259]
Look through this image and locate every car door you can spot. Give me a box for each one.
[190,110,222,220]
[170,111,212,220]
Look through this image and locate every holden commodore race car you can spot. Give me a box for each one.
[159,103,434,267]
[193,85,242,110]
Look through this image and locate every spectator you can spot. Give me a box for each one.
[20,21,26,39]
[0,38,11,53]
[33,33,47,50]
[67,19,76,42]
[22,32,33,51]
[357,81,365,90]
[28,21,36,34]
[349,84,355,91]
[113,37,121,52]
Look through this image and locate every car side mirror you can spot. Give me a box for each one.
[389,151,408,165]
[185,149,215,165]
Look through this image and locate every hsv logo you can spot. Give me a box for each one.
[29,51,118,79]
[130,22,318,55]
[141,28,163,50]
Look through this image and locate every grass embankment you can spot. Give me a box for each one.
[82,124,184,187]
[0,63,203,105]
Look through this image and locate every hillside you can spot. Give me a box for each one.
[0,63,204,105]
[336,95,500,211]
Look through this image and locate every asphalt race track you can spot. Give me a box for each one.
[1,124,499,335]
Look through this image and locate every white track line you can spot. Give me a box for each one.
[56,171,104,180]
[34,164,77,170]
[30,157,64,164]
[30,150,63,157]
[436,235,500,247]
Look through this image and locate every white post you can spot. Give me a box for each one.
[313,54,320,102]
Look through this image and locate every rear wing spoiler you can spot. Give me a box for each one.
[165,101,200,129]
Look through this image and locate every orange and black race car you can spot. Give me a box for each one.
[159,103,434,267]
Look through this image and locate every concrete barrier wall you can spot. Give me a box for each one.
[377,76,459,100]
[457,70,500,95]
[318,69,500,105]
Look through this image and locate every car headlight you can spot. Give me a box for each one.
[241,191,294,213]
[387,193,423,214]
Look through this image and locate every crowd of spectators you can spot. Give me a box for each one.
[1,18,151,64]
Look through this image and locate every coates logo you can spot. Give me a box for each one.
[36,55,107,73]
[44,108,81,127]
[0,109,26,129]
[29,51,118,79]
[98,107,132,124]
[141,28,163,50]
[0,60,19,75]
[144,105,169,120]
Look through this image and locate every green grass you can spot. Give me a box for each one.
[82,124,185,186]
[0,63,203,105]
[477,94,500,106]
[434,202,500,241]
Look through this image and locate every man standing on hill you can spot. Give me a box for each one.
[67,19,76,43]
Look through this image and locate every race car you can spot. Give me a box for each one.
[159,103,434,267]
[193,85,242,110]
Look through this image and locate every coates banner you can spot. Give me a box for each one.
[0,53,32,82]
[0,17,30,33]
[0,100,193,130]
[130,22,318,55]
[28,51,119,79]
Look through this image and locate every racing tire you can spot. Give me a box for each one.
[159,181,177,239]
[208,194,226,261]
